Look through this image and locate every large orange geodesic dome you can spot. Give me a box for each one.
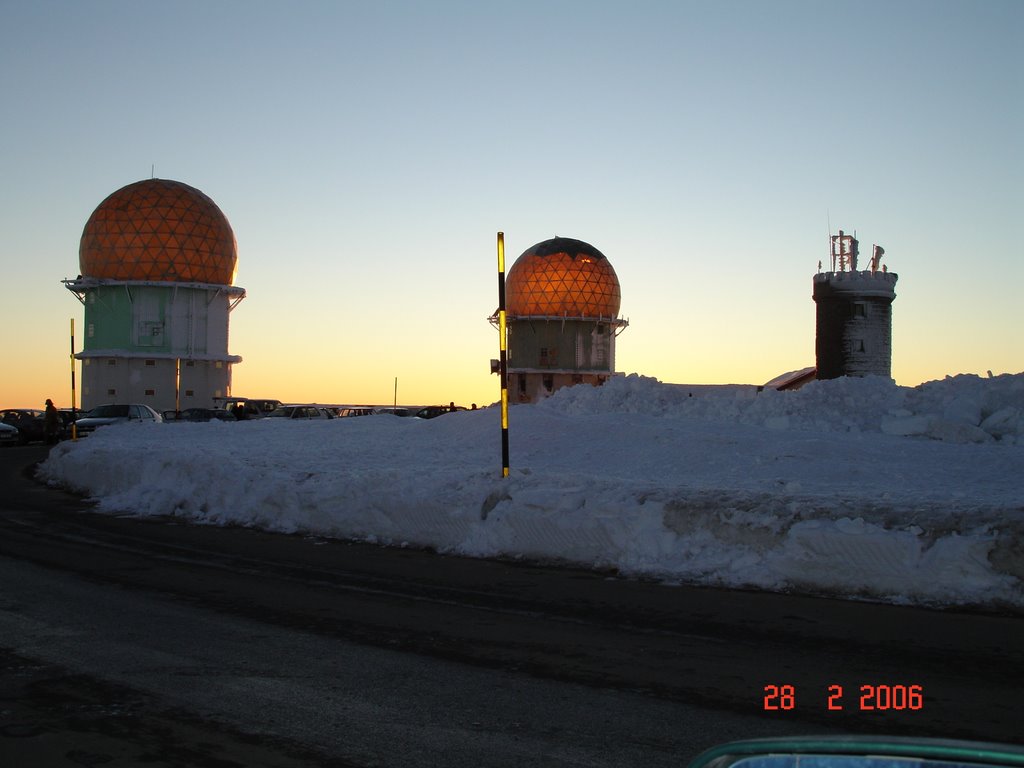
[506,237,621,318]
[79,179,237,285]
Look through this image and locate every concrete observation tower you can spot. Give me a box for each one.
[497,236,628,403]
[813,230,898,380]
[64,179,245,412]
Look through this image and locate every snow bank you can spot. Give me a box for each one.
[541,371,1024,444]
[38,373,1024,611]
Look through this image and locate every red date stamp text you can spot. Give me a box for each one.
[763,684,923,712]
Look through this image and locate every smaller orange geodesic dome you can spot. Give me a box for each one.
[79,178,237,285]
[506,237,621,318]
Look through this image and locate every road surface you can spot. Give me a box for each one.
[1,444,1020,766]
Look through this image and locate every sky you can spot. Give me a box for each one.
[2,0,1021,409]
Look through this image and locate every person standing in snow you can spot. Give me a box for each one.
[44,399,60,444]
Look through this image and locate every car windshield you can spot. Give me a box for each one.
[89,405,130,418]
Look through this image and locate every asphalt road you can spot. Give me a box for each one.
[1,443,1021,767]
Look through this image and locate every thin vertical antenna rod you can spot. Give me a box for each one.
[826,210,832,271]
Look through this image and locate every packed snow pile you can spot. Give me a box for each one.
[542,372,1024,444]
[39,373,1024,611]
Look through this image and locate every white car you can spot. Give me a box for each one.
[74,404,163,435]
[264,405,334,420]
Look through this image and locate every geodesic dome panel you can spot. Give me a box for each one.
[506,237,621,318]
[80,179,237,285]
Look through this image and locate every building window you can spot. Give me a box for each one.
[539,347,557,367]
[185,361,195,367]
[87,323,95,338]
[572,374,583,384]
[145,359,156,366]
[138,321,164,346]
[517,375,526,394]
[853,303,866,318]
[185,389,194,397]
[542,374,554,392]
[107,388,116,396]
[107,359,116,366]
[145,389,155,396]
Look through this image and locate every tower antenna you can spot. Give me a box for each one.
[826,210,833,272]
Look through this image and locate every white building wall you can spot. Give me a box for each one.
[74,280,242,412]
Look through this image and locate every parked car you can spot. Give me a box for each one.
[0,409,45,445]
[212,397,281,419]
[265,404,334,420]
[74,404,163,435]
[414,405,464,419]
[0,421,18,446]
[58,409,81,439]
[372,407,413,417]
[337,407,375,418]
[164,408,237,422]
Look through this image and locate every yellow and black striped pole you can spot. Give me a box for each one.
[497,232,510,478]
[70,318,78,440]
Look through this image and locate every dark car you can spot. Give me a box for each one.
[165,408,237,423]
[413,405,464,419]
[58,409,82,439]
[0,421,18,446]
[212,397,282,419]
[372,407,413,417]
[0,409,45,445]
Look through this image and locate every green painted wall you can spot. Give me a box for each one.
[508,318,613,372]
[83,285,173,353]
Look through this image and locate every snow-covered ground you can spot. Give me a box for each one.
[39,373,1023,611]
